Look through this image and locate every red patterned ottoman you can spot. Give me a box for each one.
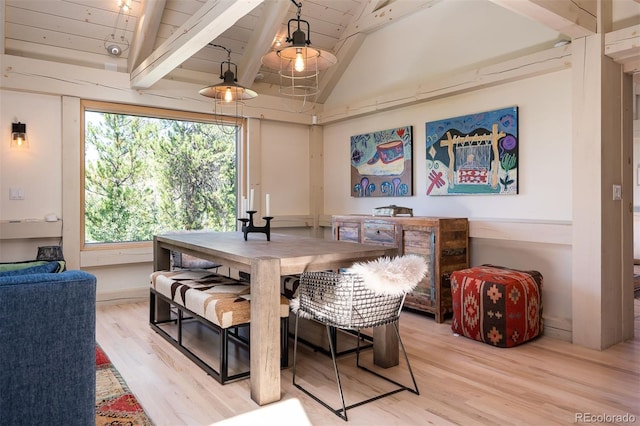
[450,265,543,347]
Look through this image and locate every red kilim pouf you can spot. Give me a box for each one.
[450,265,543,347]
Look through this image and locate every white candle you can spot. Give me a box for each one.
[265,193,270,217]
[249,189,254,210]
[241,196,246,217]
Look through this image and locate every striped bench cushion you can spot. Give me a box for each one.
[150,269,289,329]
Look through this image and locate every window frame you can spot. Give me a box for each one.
[80,100,246,252]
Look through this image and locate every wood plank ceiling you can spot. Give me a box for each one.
[4,0,440,102]
[3,0,639,104]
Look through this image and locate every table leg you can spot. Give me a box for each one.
[152,237,172,321]
[373,324,399,368]
[250,257,281,405]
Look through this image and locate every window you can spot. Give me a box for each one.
[82,101,241,247]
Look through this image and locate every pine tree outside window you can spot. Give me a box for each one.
[82,101,240,246]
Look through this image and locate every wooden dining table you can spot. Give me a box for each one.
[153,231,398,406]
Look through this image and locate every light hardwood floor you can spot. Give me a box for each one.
[96,299,640,426]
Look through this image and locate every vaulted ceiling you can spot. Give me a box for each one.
[3,0,640,107]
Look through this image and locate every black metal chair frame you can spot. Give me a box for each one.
[150,288,289,384]
[291,271,419,421]
[290,320,374,358]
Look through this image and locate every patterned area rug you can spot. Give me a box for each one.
[96,344,154,425]
[635,275,640,299]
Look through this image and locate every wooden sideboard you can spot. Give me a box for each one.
[332,215,469,323]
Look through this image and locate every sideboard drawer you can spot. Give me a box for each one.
[332,215,469,323]
[363,222,396,245]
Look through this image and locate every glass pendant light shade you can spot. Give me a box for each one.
[261,1,337,103]
[261,42,336,99]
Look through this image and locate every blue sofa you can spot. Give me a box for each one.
[0,268,96,426]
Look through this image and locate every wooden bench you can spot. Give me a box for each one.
[150,269,290,384]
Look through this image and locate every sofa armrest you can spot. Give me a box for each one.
[0,270,97,425]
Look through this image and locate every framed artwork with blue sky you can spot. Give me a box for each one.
[425,106,518,196]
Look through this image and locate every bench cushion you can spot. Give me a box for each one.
[150,270,289,329]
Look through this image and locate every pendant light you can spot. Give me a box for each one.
[199,44,258,134]
[261,0,337,109]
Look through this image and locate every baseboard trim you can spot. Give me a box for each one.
[97,287,148,305]
[543,316,572,342]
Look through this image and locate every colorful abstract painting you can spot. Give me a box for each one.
[425,107,518,196]
[351,126,413,197]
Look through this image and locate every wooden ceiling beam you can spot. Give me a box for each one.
[605,24,640,73]
[488,0,596,38]
[127,0,166,73]
[130,0,264,89]
[236,0,292,89]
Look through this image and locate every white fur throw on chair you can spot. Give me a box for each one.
[347,255,428,296]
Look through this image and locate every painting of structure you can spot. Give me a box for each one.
[425,107,518,195]
[351,126,413,197]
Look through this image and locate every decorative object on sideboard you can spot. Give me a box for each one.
[11,122,28,149]
[200,44,258,133]
[261,0,337,112]
[372,205,413,217]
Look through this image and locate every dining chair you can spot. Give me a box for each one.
[291,254,427,421]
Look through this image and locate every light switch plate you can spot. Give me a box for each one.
[9,188,24,200]
[613,184,622,201]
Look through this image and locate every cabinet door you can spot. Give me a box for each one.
[334,221,361,242]
[401,226,436,308]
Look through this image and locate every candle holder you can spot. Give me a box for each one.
[238,211,272,241]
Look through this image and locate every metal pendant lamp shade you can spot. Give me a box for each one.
[199,69,258,101]
[261,0,337,102]
[200,45,257,131]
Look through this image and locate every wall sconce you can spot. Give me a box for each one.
[11,122,28,149]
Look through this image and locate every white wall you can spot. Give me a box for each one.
[260,121,310,216]
[323,70,574,338]
[323,70,572,220]
[0,90,62,221]
[0,90,63,260]
[325,1,559,109]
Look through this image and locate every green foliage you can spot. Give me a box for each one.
[499,152,517,191]
[84,112,237,244]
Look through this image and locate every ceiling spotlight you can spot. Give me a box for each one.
[106,44,122,56]
[104,0,131,57]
